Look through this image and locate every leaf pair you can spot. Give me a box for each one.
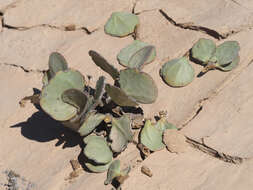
[140,118,177,151]
[83,115,133,173]
[40,53,105,135]
[89,46,158,107]
[84,136,113,173]
[104,160,131,186]
[192,38,240,72]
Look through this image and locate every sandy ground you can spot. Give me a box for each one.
[1,0,253,189]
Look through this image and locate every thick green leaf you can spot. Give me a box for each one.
[128,45,155,69]
[78,112,105,136]
[191,38,216,63]
[217,56,240,72]
[94,76,105,102]
[40,70,85,121]
[213,41,240,66]
[85,162,111,173]
[105,84,138,107]
[62,88,88,114]
[89,50,119,80]
[140,120,165,151]
[104,160,121,185]
[110,115,133,152]
[117,40,156,69]
[49,52,68,78]
[104,12,139,37]
[83,136,113,164]
[160,57,195,87]
[119,69,158,104]
[154,118,177,133]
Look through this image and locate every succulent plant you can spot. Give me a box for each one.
[40,52,107,135]
[89,50,158,107]
[117,40,156,69]
[160,57,195,87]
[140,120,165,151]
[83,135,113,173]
[110,115,133,153]
[154,117,177,133]
[104,160,131,186]
[104,12,139,37]
[191,38,240,72]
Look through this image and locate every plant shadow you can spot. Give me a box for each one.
[11,88,83,148]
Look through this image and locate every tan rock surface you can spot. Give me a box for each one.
[4,0,133,31]
[1,0,253,189]
[183,56,253,158]
[122,149,253,190]
[0,27,84,71]
[135,0,253,38]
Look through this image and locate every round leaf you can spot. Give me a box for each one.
[213,41,240,66]
[105,84,138,107]
[119,69,158,104]
[191,38,216,63]
[104,12,139,37]
[117,40,156,68]
[160,57,195,87]
[62,88,88,114]
[140,120,165,151]
[110,115,133,152]
[40,70,85,121]
[49,52,68,78]
[85,162,111,173]
[217,56,240,71]
[83,136,113,164]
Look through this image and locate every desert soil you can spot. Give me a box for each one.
[1,0,253,189]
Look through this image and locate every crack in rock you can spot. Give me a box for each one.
[159,9,225,40]
[0,14,98,35]
[0,62,45,73]
[186,137,245,164]
[179,97,208,129]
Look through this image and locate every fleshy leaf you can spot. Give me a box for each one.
[154,118,177,133]
[117,40,156,69]
[104,160,121,185]
[78,112,105,136]
[191,38,216,63]
[212,41,240,66]
[61,88,88,114]
[40,70,85,121]
[119,69,158,104]
[94,76,105,102]
[89,50,119,80]
[49,52,68,78]
[104,12,139,37]
[160,57,195,87]
[140,120,165,151]
[105,84,138,107]
[83,136,113,164]
[85,162,111,173]
[110,115,133,152]
[217,56,240,71]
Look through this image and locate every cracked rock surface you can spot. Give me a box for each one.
[1,0,253,190]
